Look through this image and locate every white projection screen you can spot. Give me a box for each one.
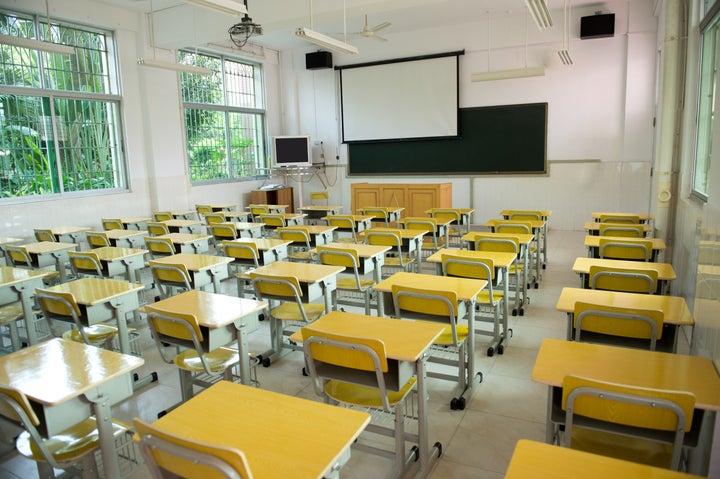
[339,53,460,142]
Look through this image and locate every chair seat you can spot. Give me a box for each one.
[435,324,469,345]
[62,323,118,344]
[571,427,674,469]
[325,377,416,408]
[270,302,326,322]
[288,251,315,262]
[0,305,23,325]
[337,277,375,291]
[476,291,504,303]
[385,257,414,267]
[175,347,239,373]
[17,417,131,464]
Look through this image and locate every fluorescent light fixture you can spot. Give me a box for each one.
[137,58,212,76]
[0,33,74,55]
[471,66,546,82]
[185,0,247,15]
[525,0,553,29]
[558,49,573,65]
[295,27,358,55]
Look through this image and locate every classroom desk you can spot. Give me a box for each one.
[532,338,720,475]
[145,290,266,386]
[499,209,551,267]
[100,229,146,248]
[0,267,51,348]
[358,206,404,226]
[290,311,443,478]
[298,205,344,222]
[159,219,203,234]
[149,253,232,294]
[119,217,151,230]
[572,257,676,295]
[584,234,666,262]
[427,248,515,356]
[591,211,653,223]
[224,238,291,266]
[505,439,703,479]
[46,226,90,244]
[0,338,143,479]
[231,221,264,238]
[23,241,78,283]
[296,224,337,247]
[584,220,653,236]
[556,287,693,352]
[0,237,23,265]
[321,242,390,284]
[155,233,211,254]
[367,227,425,273]
[222,210,251,222]
[374,271,487,406]
[149,380,370,479]
[486,218,544,288]
[425,207,475,235]
[91,246,148,282]
[247,203,288,214]
[206,203,238,212]
[399,216,453,249]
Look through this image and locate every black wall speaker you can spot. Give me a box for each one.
[580,13,615,39]
[305,51,333,70]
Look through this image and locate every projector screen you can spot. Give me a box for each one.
[339,53,461,142]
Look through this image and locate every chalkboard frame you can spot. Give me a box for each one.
[347,102,548,176]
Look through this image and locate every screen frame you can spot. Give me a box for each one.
[272,135,313,168]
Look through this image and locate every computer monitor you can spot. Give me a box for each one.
[272,135,312,167]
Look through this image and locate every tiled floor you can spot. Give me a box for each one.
[0,229,689,478]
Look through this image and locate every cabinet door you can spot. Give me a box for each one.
[406,187,438,217]
[381,187,406,210]
[353,187,381,213]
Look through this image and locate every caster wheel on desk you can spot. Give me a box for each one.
[435,442,443,457]
[497,345,504,355]
[487,347,494,357]
[262,357,271,368]
[450,397,465,410]
[258,313,265,321]
[543,264,547,269]
[512,308,518,317]
[476,371,484,383]
[411,445,420,461]
[519,309,524,316]
[534,283,539,289]
[302,367,308,377]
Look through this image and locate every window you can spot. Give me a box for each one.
[179,50,266,183]
[0,10,126,198]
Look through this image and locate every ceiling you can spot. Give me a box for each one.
[97,0,614,51]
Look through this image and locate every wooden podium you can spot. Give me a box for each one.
[351,183,451,217]
[251,186,294,213]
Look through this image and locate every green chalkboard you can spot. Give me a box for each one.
[347,103,547,175]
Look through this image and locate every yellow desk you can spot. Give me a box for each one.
[156,233,211,254]
[150,253,232,294]
[222,210,251,222]
[291,311,443,478]
[48,225,90,244]
[499,209,551,267]
[591,211,653,223]
[160,219,203,234]
[427,248,516,356]
[100,228,146,248]
[358,206,405,226]
[584,220,653,236]
[231,221,264,238]
[118,217,151,230]
[298,205,344,222]
[224,238,291,266]
[486,218,545,288]
[91,246,148,282]
[532,338,720,474]
[374,271,487,406]
[506,439,703,479]
[145,290,266,385]
[300,224,337,247]
[400,216,453,250]
[572,257,676,294]
[584,234,666,262]
[0,267,51,348]
[367,227,425,273]
[0,236,23,265]
[0,338,143,479]
[150,380,369,479]
[556,287,693,352]
[23,241,78,283]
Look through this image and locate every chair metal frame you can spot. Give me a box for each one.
[67,251,105,279]
[147,222,171,237]
[574,302,664,350]
[100,218,124,230]
[277,227,315,262]
[86,231,111,248]
[317,246,375,315]
[33,228,56,242]
[221,241,260,297]
[149,262,194,299]
[599,223,645,238]
[326,215,358,243]
[365,229,415,277]
[598,238,652,262]
[589,265,658,294]
[152,211,174,222]
[144,236,176,259]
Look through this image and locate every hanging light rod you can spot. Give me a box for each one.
[295,27,358,55]
[184,0,247,16]
[0,33,74,55]
[137,57,212,76]
[525,0,553,30]
[471,66,546,82]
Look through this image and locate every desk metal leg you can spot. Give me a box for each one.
[415,356,441,478]
[235,326,253,385]
[89,394,122,479]
[17,286,38,346]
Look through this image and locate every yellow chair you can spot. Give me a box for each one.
[195,204,213,218]
[208,223,239,246]
[33,229,56,242]
[248,204,269,222]
[250,272,325,366]
[326,215,358,243]
[441,253,506,356]
[317,246,375,315]
[152,211,174,222]
[391,285,472,410]
[589,265,658,294]
[34,289,118,348]
[0,304,25,352]
[309,191,329,205]
[474,234,527,315]
[67,251,105,279]
[429,208,462,246]
[302,328,417,475]
[258,214,285,236]
[145,236,176,259]
[599,214,641,224]
[221,240,260,297]
[365,229,415,277]
[573,302,665,350]
[599,223,645,238]
[134,418,253,479]
[360,207,390,227]
[508,211,542,221]
[598,238,653,261]
[0,385,132,479]
[144,309,240,409]
[5,245,60,285]
[203,212,225,226]
[147,222,171,236]
[86,231,111,248]
[148,261,194,299]
[404,218,444,261]
[100,218,124,230]
[277,227,315,262]
[562,375,695,471]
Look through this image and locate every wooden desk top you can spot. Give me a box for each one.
[368,227,426,239]
[359,206,404,213]
[247,204,288,210]
[499,209,551,217]
[152,381,370,479]
[294,310,445,362]
[145,290,266,329]
[49,226,91,235]
[320,242,391,258]
[46,277,144,305]
[426,248,516,268]
[100,229,145,240]
[485,218,545,229]
[160,219,202,227]
[0,266,50,286]
[167,210,195,217]
[584,235,667,249]
[222,211,250,219]
[150,253,233,272]
[301,225,336,234]
[591,211,653,221]
[374,271,487,301]
[298,205,343,212]
[461,231,534,245]
[0,338,143,406]
[506,440,701,479]
[157,233,212,244]
[322,214,374,222]
[119,217,151,224]
[400,217,454,228]
[584,221,653,233]
[233,222,263,229]
[23,241,77,253]
[225,238,292,250]
[262,213,307,220]
[0,237,23,246]
[556,287,693,326]
[532,339,720,411]
[251,261,343,283]
[91,246,148,261]
[207,203,238,210]
[572,257,676,280]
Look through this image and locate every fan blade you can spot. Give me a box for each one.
[371,22,391,32]
[372,34,388,42]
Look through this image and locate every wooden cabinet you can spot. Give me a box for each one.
[351,183,451,217]
[251,186,294,213]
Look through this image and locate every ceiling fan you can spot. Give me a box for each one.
[357,14,391,41]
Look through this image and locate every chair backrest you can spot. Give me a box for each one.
[599,214,641,224]
[365,229,402,252]
[326,215,357,242]
[430,209,461,223]
[508,211,542,221]
[494,220,532,235]
[86,231,111,248]
[473,235,520,255]
[598,238,653,261]
[404,218,437,233]
[589,265,658,294]
[392,285,461,345]
[221,241,260,268]
[599,223,645,238]
[153,211,174,222]
[5,245,33,268]
[249,205,269,218]
[573,301,664,349]
[147,222,171,236]
[317,246,361,286]
[361,208,390,226]
[149,262,193,294]
[259,214,285,229]
[250,273,315,321]
[101,218,124,230]
[33,229,56,242]
[209,223,238,241]
[134,418,253,479]
[309,191,329,205]
[34,288,94,344]
[278,227,312,247]
[441,254,495,282]
[561,374,695,470]
[195,204,213,217]
[204,213,226,226]
[146,309,204,348]
[145,236,176,258]
[68,251,105,278]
